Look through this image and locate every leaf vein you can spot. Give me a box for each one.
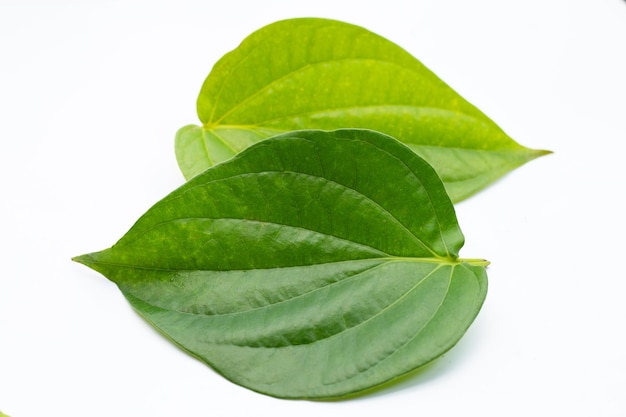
[211,58,418,125]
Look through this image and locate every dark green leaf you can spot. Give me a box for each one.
[76,129,488,399]
[175,17,549,202]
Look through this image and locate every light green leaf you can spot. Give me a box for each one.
[175,17,549,202]
[0,411,10,417]
[76,129,488,399]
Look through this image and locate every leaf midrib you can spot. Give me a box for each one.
[219,104,490,130]
[77,255,462,274]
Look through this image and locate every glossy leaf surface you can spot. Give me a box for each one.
[76,129,488,399]
[175,17,549,202]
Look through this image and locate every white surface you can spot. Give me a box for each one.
[1,0,625,416]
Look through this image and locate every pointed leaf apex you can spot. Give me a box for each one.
[72,253,96,268]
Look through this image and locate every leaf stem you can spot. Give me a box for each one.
[459,258,491,267]
[387,256,489,267]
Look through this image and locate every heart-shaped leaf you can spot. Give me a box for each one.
[175,17,549,202]
[75,129,488,399]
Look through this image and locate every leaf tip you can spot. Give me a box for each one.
[531,148,553,159]
[72,253,95,267]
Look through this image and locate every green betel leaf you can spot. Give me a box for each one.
[75,129,488,399]
[175,17,549,202]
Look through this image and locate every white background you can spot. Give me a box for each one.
[1,0,625,416]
